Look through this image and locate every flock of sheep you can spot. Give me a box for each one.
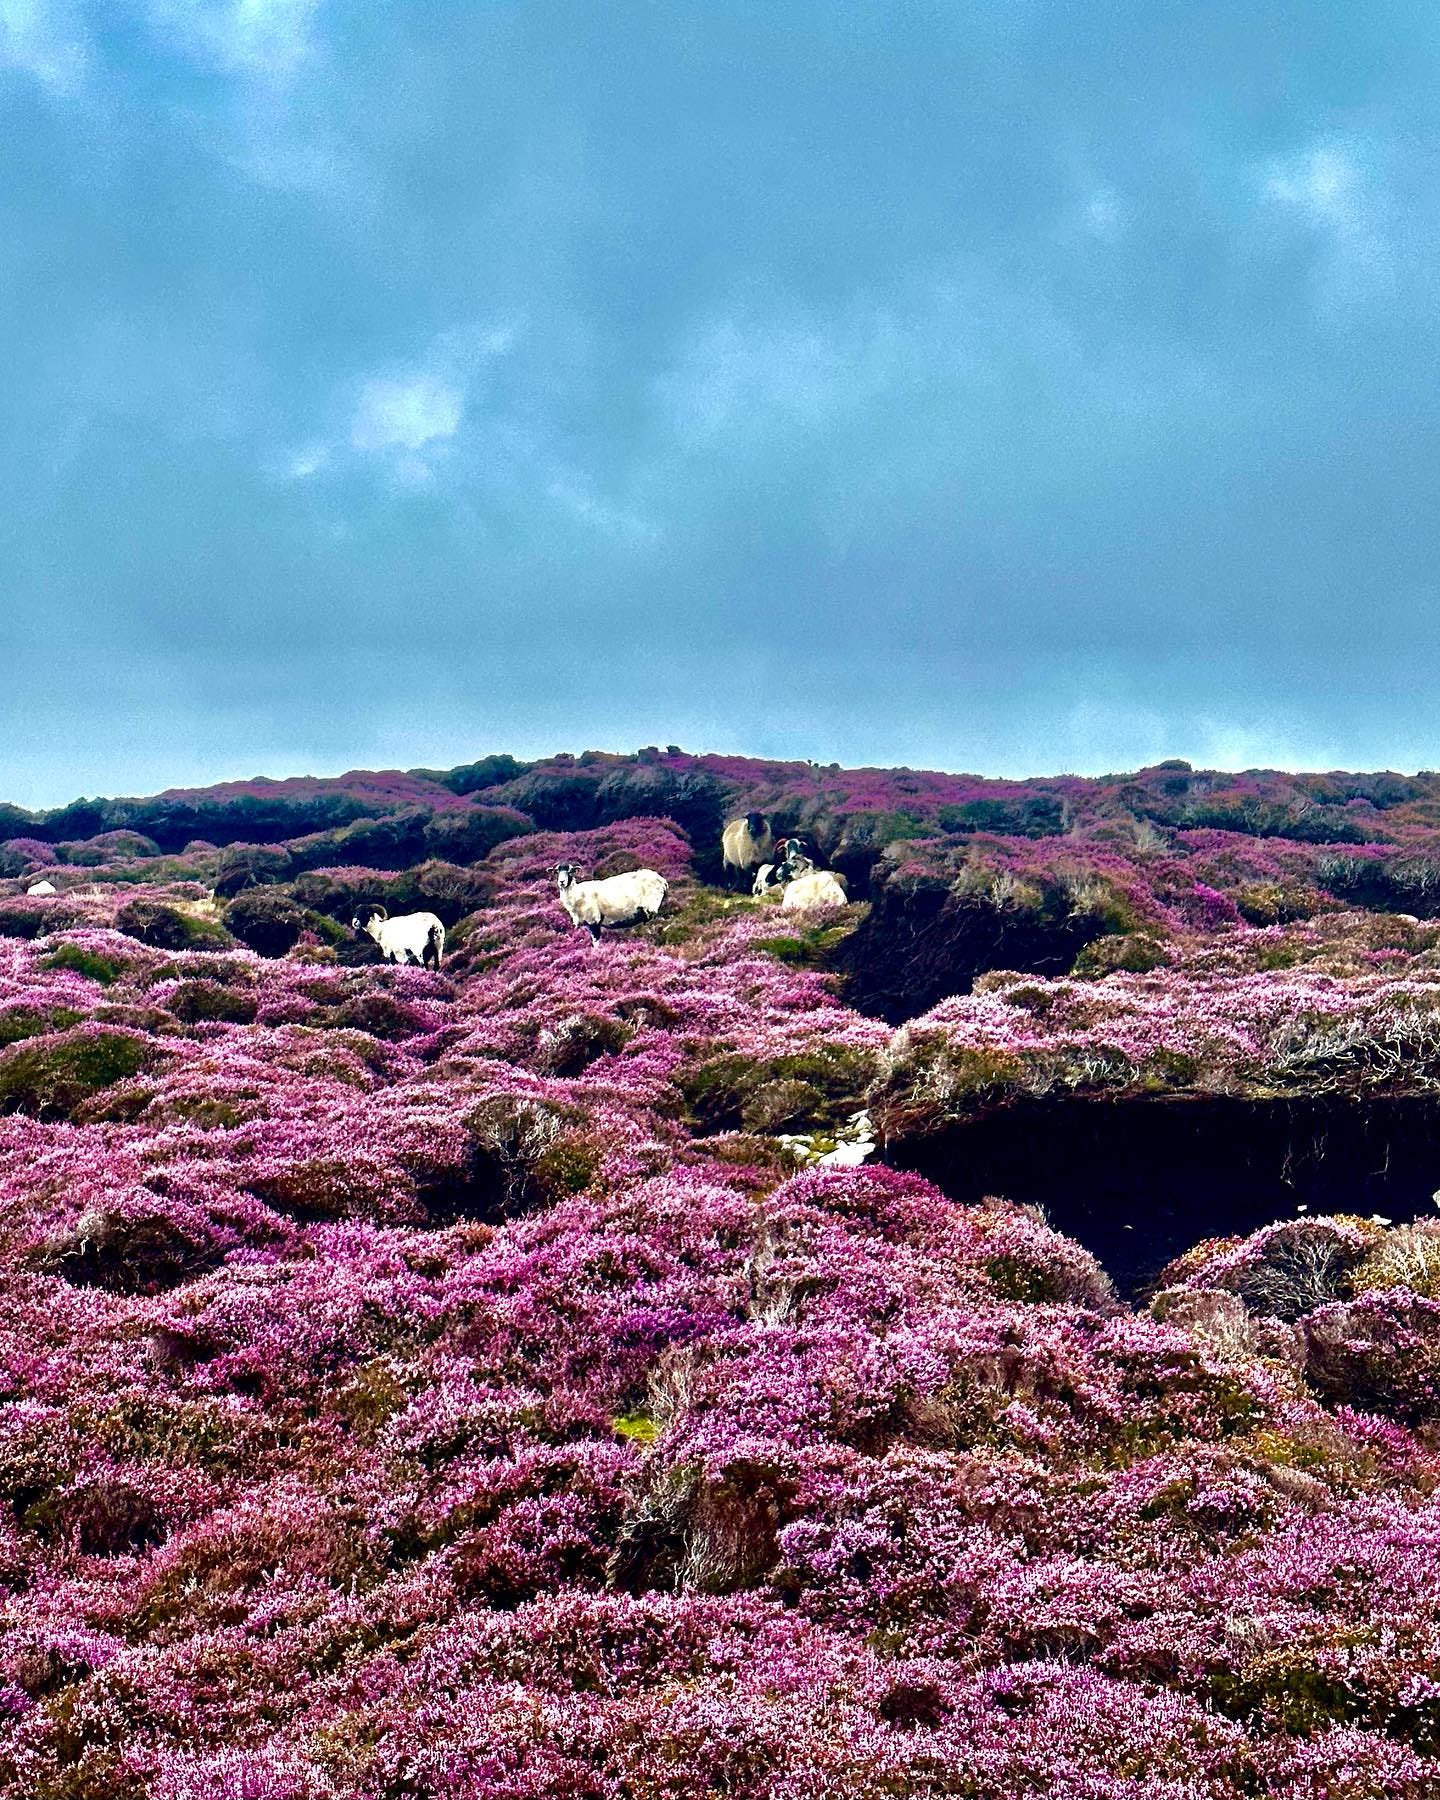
[348,810,849,961]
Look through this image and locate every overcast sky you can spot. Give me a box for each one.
[4,1,1439,806]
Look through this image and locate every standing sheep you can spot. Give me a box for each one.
[721,812,774,888]
[352,904,446,969]
[556,864,669,941]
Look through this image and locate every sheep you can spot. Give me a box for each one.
[556,863,669,940]
[752,838,813,897]
[776,844,847,910]
[782,869,849,909]
[25,879,57,896]
[721,811,774,887]
[351,904,445,969]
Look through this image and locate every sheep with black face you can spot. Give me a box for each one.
[721,811,775,888]
[555,863,668,941]
[351,904,446,969]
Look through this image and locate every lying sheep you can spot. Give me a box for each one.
[25,879,58,896]
[775,841,848,908]
[753,838,813,897]
[782,868,849,909]
[556,863,669,940]
[721,812,774,887]
[352,903,446,969]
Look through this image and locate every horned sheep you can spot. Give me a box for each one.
[556,863,669,940]
[351,904,446,969]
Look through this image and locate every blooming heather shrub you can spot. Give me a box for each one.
[213,842,294,897]
[1303,1292,1440,1425]
[115,897,230,952]
[1353,1222,1440,1298]
[422,803,534,863]
[5,760,1440,1795]
[1167,1217,1382,1322]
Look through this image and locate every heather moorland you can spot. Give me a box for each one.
[5,747,1440,1797]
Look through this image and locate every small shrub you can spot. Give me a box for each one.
[0,1029,151,1119]
[1072,933,1170,977]
[222,889,310,956]
[39,943,124,985]
[115,898,229,951]
[167,980,259,1026]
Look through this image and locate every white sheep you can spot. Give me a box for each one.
[556,863,669,940]
[782,868,849,910]
[352,904,445,969]
[25,880,58,896]
[752,837,810,897]
[721,811,774,887]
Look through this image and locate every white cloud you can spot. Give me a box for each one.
[546,476,657,543]
[278,362,469,489]
[658,308,902,447]
[1261,138,1393,308]
[0,0,89,96]
[146,0,320,82]
[1078,185,1127,243]
[1265,143,1366,234]
[350,373,464,456]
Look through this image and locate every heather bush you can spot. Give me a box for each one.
[0,1025,153,1118]
[1,755,1440,1798]
[421,803,534,863]
[115,898,230,952]
[222,889,339,957]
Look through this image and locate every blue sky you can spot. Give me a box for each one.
[3,1,1438,806]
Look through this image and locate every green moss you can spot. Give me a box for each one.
[751,916,860,969]
[0,1031,150,1119]
[1257,940,1307,970]
[40,943,124,985]
[937,796,1066,837]
[1143,1048,1201,1088]
[678,1045,878,1134]
[0,1006,82,1047]
[983,1253,1061,1304]
[115,897,231,951]
[1072,933,1169,978]
[1234,880,1323,926]
[145,1094,246,1130]
[613,1412,660,1445]
[1207,1642,1373,1734]
[167,980,259,1025]
[653,889,750,944]
[531,1137,602,1201]
[334,1361,413,1437]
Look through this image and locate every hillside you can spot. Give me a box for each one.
[3,749,1440,1796]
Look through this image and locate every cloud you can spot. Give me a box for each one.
[350,372,464,456]
[1080,186,1127,242]
[0,0,88,95]
[1261,138,1393,309]
[545,476,657,544]
[279,364,466,488]
[145,0,321,82]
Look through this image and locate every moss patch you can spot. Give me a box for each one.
[0,1030,151,1119]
